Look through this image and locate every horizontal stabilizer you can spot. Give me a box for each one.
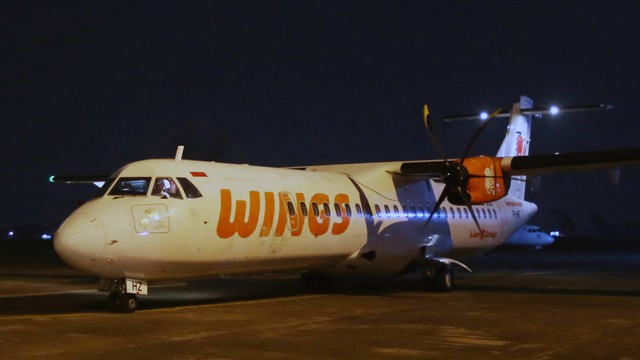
[445,104,611,122]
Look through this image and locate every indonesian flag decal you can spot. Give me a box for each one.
[190,171,208,177]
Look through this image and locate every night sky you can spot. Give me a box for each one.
[2,1,640,230]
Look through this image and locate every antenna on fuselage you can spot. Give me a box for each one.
[175,145,185,161]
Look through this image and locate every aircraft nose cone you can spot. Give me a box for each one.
[54,213,105,272]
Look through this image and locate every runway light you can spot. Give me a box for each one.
[8,231,14,237]
[480,112,489,120]
[549,105,559,115]
[41,233,52,240]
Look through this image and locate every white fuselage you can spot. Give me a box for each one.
[504,225,554,247]
[54,159,537,281]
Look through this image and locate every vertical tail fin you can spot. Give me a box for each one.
[497,96,533,200]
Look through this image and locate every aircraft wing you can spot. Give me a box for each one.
[49,175,110,184]
[502,148,640,176]
[399,148,640,177]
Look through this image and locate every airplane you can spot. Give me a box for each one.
[503,225,555,249]
[51,96,640,313]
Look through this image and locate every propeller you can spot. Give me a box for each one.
[422,105,502,236]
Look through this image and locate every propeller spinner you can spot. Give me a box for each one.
[421,105,503,235]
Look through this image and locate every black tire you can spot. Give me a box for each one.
[434,266,454,292]
[106,292,119,312]
[115,293,138,313]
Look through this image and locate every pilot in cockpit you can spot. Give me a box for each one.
[152,177,181,199]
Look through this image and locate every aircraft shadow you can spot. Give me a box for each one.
[1,271,639,316]
[456,284,640,297]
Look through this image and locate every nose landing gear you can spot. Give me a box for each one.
[99,277,147,313]
[107,292,138,313]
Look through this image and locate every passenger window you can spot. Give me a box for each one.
[374,204,381,217]
[355,204,363,217]
[463,208,469,219]
[109,177,151,196]
[323,203,331,217]
[312,203,320,217]
[364,204,372,217]
[177,177,203,199]
[384,205,390,216]
[393,205,399,216]
[345,204,352,217]
[481,208,487,219]
[334,203,342,217]
[300,202,308,217]
[151,177,183,199]
[449,207,455,219]
[287,201,296,216]
[409,205,417,217]
[442,208,448,218]
[457,208,462,219]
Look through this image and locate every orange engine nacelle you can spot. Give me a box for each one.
[462,156,510,204]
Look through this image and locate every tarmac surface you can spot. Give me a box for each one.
[1,241,639,359]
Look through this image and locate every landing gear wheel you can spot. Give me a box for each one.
[107,292,138,313]
[434,266,454,292]
[422,265,454,292]
[107,292,118,312]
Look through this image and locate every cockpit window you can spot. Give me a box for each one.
[108,177,151,196]
[177,177,203,199]
[94,177,116,198]
[151,177,183,199]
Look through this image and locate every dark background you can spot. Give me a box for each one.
[2,1,639,234]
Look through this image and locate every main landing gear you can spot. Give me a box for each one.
[99,277,147,313]
[422,263,455,292]
[421,258,471,292]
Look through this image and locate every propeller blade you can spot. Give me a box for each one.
[459,108,502,163]
[424,187,449,228]
[423,104,449,163]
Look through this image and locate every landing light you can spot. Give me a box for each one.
[549,105,559,115]
[480,112,489,120]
